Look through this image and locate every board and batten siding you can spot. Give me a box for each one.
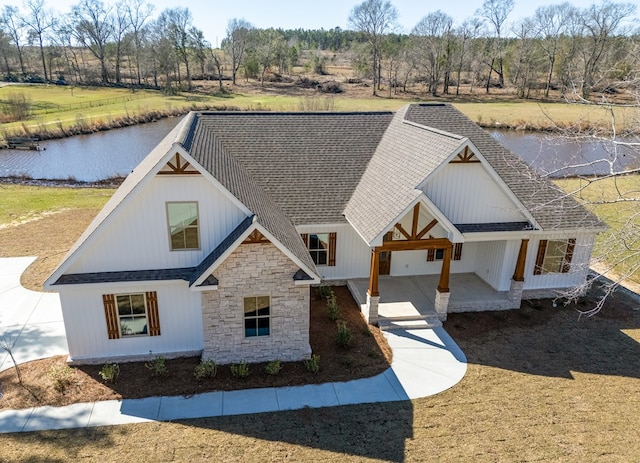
[58,282,203,363]
[68,176,248,274]
[523,233,596,290]
[423,164,527,224]
[390,243,477,276]
[296,224,371,280]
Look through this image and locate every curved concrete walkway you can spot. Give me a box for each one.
[0,257,467,434]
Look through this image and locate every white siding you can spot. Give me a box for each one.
[473,240,517,291]
[391,243,477,276]
[68,176,247,273]
[296,224,371,280]
[524,233,596,290]
[59,282,203,362]
[424,164,527,224]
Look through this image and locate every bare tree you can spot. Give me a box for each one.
[348,0,398,96]
[533,3,574,97]
[124,0,153,85]
[71,0,114,83]
[1,6,27,75]
[453,17,483,96]
[224,18,252,85]
[20,0,55,81]
[412,11,454,97]
[159,7,194,90]
[477,0,514,91]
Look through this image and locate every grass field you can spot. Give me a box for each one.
[555,175,640,286]
[2,83,638,141]
[1,293,638,462]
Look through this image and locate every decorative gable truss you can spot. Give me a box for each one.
[158,152,200,175]
[449,145,480,163]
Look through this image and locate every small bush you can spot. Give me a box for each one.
[327,302,340,321]
[304,354,320,374]
[145,356,167,376]
[231,361,250,379]
[317,285,332,300]
[335,320,353,348]
[264,360,282,376]
[98,363,120,383]
[48,364,74,393]
[194,360,218,380]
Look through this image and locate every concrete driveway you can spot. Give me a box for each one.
[0,257,68,372]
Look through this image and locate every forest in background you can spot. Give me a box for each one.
[0,0,638,104]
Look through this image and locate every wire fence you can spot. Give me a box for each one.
[0,92,152,116]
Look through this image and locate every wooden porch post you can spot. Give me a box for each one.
[437,244,452,293]
[368,249,380,297]
[512,239,529,282]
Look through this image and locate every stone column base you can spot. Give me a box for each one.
[509,279,524,308]
[435,290,450,321]
[365,293,379,325]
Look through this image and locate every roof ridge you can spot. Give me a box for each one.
[177,112,198,150]
[196,110,394,116]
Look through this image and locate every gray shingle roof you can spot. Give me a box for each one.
[54,268,195,285]
[404,104,605,231]
[180,114,319,275]
[455,222,534,233]
[181,111,393,225]
[344,106,466,244]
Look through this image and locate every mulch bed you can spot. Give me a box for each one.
[0,286,392,410]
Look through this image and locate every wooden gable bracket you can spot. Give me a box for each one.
[242,229,270,244]
[449,146,480,164]
[158,153,200,175]
[394,205,439,242]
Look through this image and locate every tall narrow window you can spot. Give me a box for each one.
[167,202,199,250]
[244,296,270,337]
[534,239,576,275]
[301,232,336,266]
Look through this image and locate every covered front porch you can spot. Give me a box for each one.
[347,273,516,330]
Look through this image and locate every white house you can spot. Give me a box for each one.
[44,103,605,365]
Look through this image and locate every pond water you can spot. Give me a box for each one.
[0,117,181,182]
[0,117,637,182]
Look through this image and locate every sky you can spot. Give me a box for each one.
[38,0,635,47]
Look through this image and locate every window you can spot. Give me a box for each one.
[534,239,576,275]
[427,243,463,261]
[301,232,336,266]
[244,296,270,337]
[102,292,161,339]
[166,202,199,250]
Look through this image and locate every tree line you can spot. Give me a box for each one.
[0,0,638,100]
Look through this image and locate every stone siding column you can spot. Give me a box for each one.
[434,290,450,320]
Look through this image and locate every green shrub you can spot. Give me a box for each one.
[304,354,320,374]
[98,363,120,383]
[264,360,282,375]
[145,356,167,376]
[327,302,340,321]
[194,360,218,380]
[231,361,250,379]
[48,364,74,393]
[317,285,333,300]
[335,320,353,348]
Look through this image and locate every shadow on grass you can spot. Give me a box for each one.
[181,401,414,462]
[444,288,640,379]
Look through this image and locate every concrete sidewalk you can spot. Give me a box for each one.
[0,257,68,372]
[0,257,467,434]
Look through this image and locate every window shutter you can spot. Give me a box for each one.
[562,239,576,273]
[534,240,547,275]
[427,248,435,262]
[301,233,309,247]
[103,294,120,339]
[328,232,337,266]
[146,291,161,336]
[453,243,463,261]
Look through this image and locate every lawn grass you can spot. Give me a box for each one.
[1,293,638,461]
[0,184,113,226]
[554,175,640,286]
[2,83,638,141]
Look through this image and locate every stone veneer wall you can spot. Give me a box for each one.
[201,242,311,364]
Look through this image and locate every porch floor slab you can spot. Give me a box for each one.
[348,273,511,319]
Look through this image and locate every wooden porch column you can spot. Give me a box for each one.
[512,239,529,282]
[437,244,452,293]
[368,249,380,297]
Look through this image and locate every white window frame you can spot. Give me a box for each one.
[243,295,271,338]
[166,201,200,251]
[116,293,149,337]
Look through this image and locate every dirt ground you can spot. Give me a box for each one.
[0,286,391,410]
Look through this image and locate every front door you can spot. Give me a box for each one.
[379,232,392,275]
